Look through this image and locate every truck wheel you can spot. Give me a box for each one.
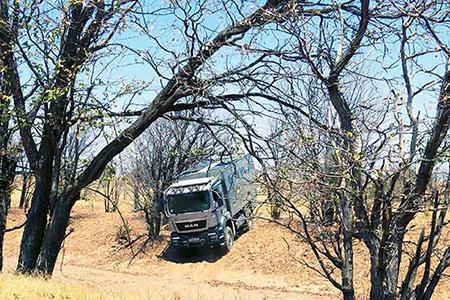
[221,226,234,254]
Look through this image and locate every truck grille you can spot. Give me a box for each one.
[176,220,207,231]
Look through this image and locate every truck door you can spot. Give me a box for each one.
[212,184,225,210]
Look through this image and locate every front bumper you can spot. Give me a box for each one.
[171,225,225,248]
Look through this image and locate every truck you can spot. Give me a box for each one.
[163,155,257,253]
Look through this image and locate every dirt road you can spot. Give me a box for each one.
[4,257,328,299]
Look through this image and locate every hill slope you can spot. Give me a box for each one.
[4,194,450,299]
[3,197,336,299]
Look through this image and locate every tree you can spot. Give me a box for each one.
[0,0,143,274]
[0,0,21,271]
[99,162,120,213]
[0,0,298,275]
[255,1,450,299]
[17,153,33,210]
[128,115,230,239]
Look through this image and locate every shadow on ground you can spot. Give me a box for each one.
[159,229,247,264]
[160,246,223,263]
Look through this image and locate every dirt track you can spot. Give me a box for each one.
[3,257,327,299]
[3,197,339,299]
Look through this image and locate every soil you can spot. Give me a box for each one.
[3,197,339,299]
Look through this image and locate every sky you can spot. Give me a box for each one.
[104,0,447,114]
[13,0,449,172]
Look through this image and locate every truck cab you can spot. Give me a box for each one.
[164,156,256,253]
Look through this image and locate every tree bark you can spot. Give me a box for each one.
[374,231,404,300]
[368,247,383,299]
[17,129,55,273]
[16,174,52,273]
[339,192,355,300]
[145,191,163,238]
[19,172,29,209]
[0,179,11,272]
[0,154,17,271]
[133,183,140,211]
[35,191,78,274]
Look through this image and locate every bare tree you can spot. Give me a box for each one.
[98,162,120,213]
[255,1,450,299]
[128,115,230,239]
[0,0,299,275]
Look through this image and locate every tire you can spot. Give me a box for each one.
[221,226,234,254]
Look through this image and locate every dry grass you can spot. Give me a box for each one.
[0,273,155,300]
[0,273,255,300]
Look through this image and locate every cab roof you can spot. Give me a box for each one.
[165,176,217,195]
[170,177,214,188]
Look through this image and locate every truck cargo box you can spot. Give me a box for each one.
[178,155,256,217]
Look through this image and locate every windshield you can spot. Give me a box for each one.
[167,191,211,214]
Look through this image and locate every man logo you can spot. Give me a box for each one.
[176,220,206,231]
[185,223,199,228]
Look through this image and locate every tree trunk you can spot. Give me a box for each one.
[145,199,161,239]
[383,241,403,299]
[0,155,17,271]
[371,232,403,300]
[0,228,4,272]
[17,173,52,273]
[368,244,383,299]
[339,193,355,300]
[133,183,140,211]
[0,180,11,272]
[36,191,78,274]
[343,290,355,300]
[19,173,28,209]
[113,179,120,212]
[49,144,64,214]
[17,116,59,273]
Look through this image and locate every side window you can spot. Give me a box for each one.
[212,189,224,207]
